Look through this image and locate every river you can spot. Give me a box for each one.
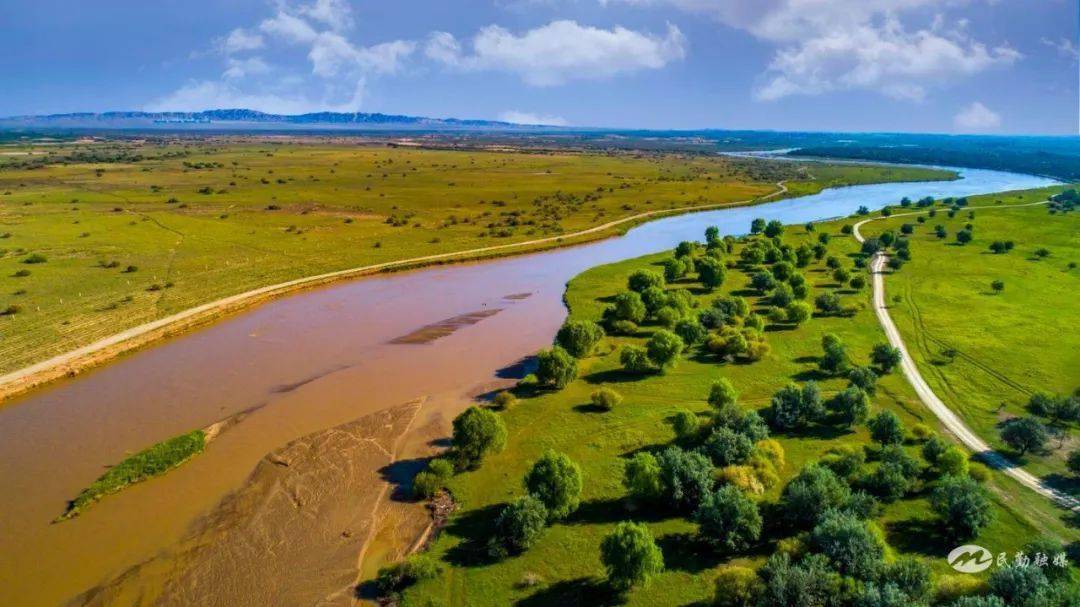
[0,166,1058,605]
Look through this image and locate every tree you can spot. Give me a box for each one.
[922,435,948,465]
[555,320,605,358]
[708,378,739,412]
[524,450,582,520]
[452,406,508,468]
[809,510,885,579]
[781,464,852,527]
[673,318,707,346]
[656,446,715,512]
[991,279,1004,293]
[937,446,969,477]
[830,386,870,427]
[663,257,688,282]
[751,271,777,294]
[785,301,812,325]
[492,496,548,554]
[868,411,905,445]
[591,387,622,411]
[750,218,766,234]
[815,292,843,316]
[672,409,700,440]
[832,268,851,284]
[623,452,662,503]
[988,565,1051,607]
[766,382,824,430]
[819,333,850,375]
[848,365,878,395]
[621,344,652,374]
[764,220,784,238]
[931,474,993,540]
[600,522,664,591]
[882,558,932,604]
[703,427,754,466]
[694,485,762,552]
[646,329,684,372]
[850,275,866,290]
[864,462,912,502]
[1000,417,1048,455]
[705,225,720,244]
[712,565,762,607]
[870,344,902,374]
[771,284,794,307]
[935,225,947,239]
[612,291,647,323]
[536,346,578,389]
[697,256,726,290]
[1068,450,1080,477]
[955,229,973,245]
[628,269,664,292]
[758,553,843,607]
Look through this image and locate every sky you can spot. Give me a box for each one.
[2,0,1078,134]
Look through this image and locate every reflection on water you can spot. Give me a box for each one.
[0,166,1058,605]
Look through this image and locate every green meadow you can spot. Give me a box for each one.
[0,140,949,374]
[858,188,1079,482]
[401,200,1075,607]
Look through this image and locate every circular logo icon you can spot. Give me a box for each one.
[948,544,993,573]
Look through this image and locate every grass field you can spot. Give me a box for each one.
[58,429,206,520]
[0,139,954,376]
[401,207,1073,606]
[857,188,1079,483]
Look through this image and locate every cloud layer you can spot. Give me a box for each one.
[953,101,1001,131]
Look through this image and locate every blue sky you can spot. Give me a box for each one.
[2,0,1077,134]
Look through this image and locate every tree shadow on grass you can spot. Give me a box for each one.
[656,532,724,573]
[441,503,506,568]
[573,402,611,414]
[584,369,649,385]
[566,497,676,526]
[790,368,831,382]
[885,518,951,557]
[515,576,621,607]
[378,457,430,503]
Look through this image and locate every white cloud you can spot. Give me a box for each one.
[426,20,686,86]
[221,28,264,54]
[498,110,570,126]
[145,79,367,114]
[605,0,1019,101]
[1042,37,1079,61]
[259,11,318,44]
[953,101,1001,131]
[299,0,354,30]
[223,56,271,80]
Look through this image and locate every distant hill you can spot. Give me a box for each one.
[0,109,545,130]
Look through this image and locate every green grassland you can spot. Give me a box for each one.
[0,140,951,375]
[402,208,1071,606]
[857,188,1079,482]
[58,429,206,521]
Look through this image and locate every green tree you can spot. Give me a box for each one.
[815,292,843,316]
[764,220,784,238]
[600,522,664,591]
[847,365,878,395]
[646,329,685,372]
[758,553,843,607]
[662,257,688,282]
[781,464,852,527]
[956,229,973,245]
[751,271,777,294]
[991,279,1005,293]
[524,450,583,521]
[492,495,548,554]
[555,320,605,358]
[830,386,870,427]
[536,346,578,389]
[786,301,812,325]
[750,218,766,234]
[1068,450,1080,477]
[708,378,739,412]
[931,474,993,540]
[937,446,969,477]
[673,318,707,346]
[672,409,700,440]
[621,344,653,374]
[988,565,1051,607]
[612,290,647,323]
[712,565,763,607]
[657,446,715,512]
[628,269,665,292]
[697,256,726,290]
[1000,417,1048,455]
[451,406,508,469]
[623,452,663,503]
[694,485,762,552]
[590,386,622,411]
[810,510,885,579]
[870,344,902,374]
[766,382,824,430]
[867,411,905,446]
[703,427,754,466]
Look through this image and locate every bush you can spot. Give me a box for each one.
[524,450,582,521]
[536,346,578,389]
[882,558,932,603]
[620,344,652,374]
[492,495,548,554]
[815,292,843,315]
[451,406,507,469]
[911,424,933,441]
[375,554,443,596]
[590,386,622,411]
[555,320,605,358]
[672,409,700,440]
[492,391,517,410]
[937,446,969,477]
[847,365,878,395]
[821,446,865,480]
[673,318,707,346]
[922,434,948,465]
[988,565,1050,606]
[694,485,762,552]
[931,474,993,540]
[412,471,442,499]
[758,553,843,607]
[600,522,664,591]
[712,565,762,607]
[610,319,638,336]
[1068,449,1080,477]
[697,256,726,290]
[23,253,47,264]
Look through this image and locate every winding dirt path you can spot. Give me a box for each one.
[852,201,1079,511]
[0,181,789,403]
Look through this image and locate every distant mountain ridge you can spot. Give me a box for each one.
[0,108,538,130]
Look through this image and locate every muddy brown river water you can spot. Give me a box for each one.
[0,167,1058,606]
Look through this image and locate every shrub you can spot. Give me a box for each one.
[864,462,913,502]
[785,301,812,325]
[673,318,707,346]
[672,409,700,440]
[922,435,948,465]
[931,475,993,540]
[991,279,1004,293]
[524,450,582,521]
[22,253,46,264]
[13,269,30,278]
[621,344,653,374]
[968,462,990,483]
[1068,449,1080,477]
[712,565,762,607]
[590,387,622,412]
[411,471,442,499]
[555,320,605,358]
[536,346,578,389]
[663,257,688,282]
[847,365,878,395]
[708,378,738,411]
[937,446,969,477]
[821,446,865,480]
[451,406,507,469]
[694,485,762,552]
[492,495,548,554]
[911,424,933,441]
[611,319,638,335]
[988,565,1050,606]
[849,275,866,290]
[758,553,843,607]
[375,554,443,596]
[600,522,664,591]
[492,391,517,410]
